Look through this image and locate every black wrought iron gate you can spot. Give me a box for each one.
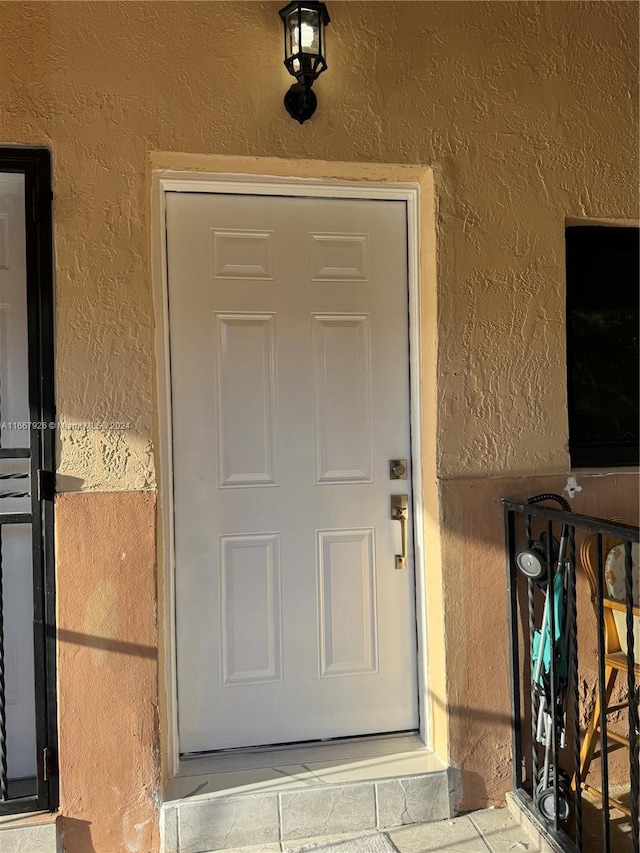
[0,147,57,814]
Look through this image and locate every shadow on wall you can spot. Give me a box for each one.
[431,691,512,810]
[53,626,157,659]
[61,818,96,853]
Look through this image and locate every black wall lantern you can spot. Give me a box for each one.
[279,2,330,124]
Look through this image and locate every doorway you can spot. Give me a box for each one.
[156,174,426,763]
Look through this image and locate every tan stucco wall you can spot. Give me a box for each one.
[56,492,159,853]
[1,2,637,851]
[0,0,636,487]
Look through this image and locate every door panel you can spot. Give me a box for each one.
[214,313,277,487]
[167,192,418,753]
[220,532,282,686]
[313,314,372,482]
[317,527,377,677]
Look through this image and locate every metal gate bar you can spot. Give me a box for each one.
[504,499,639,853]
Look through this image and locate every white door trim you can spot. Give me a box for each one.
[152,170,428,779]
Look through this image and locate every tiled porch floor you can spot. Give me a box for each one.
[385,808,537,852]
[218,808,539,852]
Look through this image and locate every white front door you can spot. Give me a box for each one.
[166,190,419,754]
[0,172,36,779]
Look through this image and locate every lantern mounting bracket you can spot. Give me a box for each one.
[284,82,318,124]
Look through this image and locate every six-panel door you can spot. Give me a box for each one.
[166,192,419,753]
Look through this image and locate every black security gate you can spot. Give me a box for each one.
[0,147,57,814]
[505,498,639,853]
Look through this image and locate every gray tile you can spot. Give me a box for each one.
[0,821,59,853]
[376,773,450,829]
[178,793,279,853]
[212,845,281,853]
[288,832,397,852]
[280,784,376,841]
[448,766,463,815]
[388,815,486,853]
[468,808,535,852]
[160,804,179,853]
[281,829,381,850]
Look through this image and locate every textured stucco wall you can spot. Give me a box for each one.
[56,492,159,853]
[0,2,637,850]
[0,0,636,488]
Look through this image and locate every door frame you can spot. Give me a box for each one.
[152,170,428,778]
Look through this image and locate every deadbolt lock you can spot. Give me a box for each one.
[390,459,407,480]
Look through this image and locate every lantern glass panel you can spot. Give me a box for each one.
[287,7,320,56]
[284,10,295,58]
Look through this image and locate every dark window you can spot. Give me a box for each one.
[566,225,639,468]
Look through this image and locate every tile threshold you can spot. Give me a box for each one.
[161,768,454,852]
[169,742,445,801]
[205,808,538,852]
[177,734,428,777]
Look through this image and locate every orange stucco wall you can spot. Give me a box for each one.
[56,492,160,853]
[0,2,637,851]
[0,1,635,489]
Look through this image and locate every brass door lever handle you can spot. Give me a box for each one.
[391,494,409,570]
